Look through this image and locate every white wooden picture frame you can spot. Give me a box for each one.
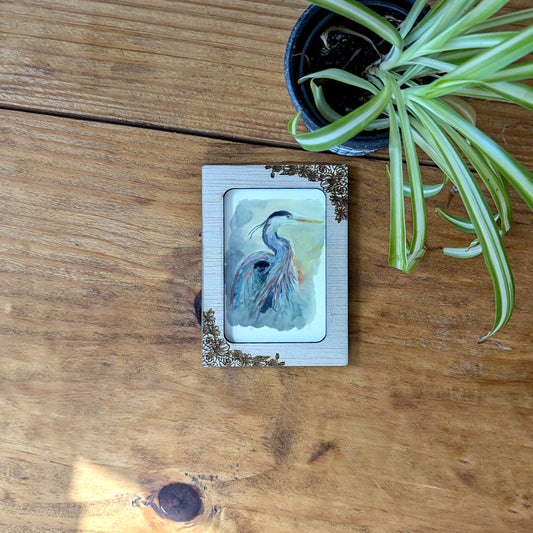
[202,164,348,367]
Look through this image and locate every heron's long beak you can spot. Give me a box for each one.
[294,217,323,224]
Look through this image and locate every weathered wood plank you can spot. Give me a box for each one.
[0,0,531,166]
[0,110,532,532]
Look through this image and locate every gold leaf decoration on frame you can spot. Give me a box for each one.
[266,164,348,222]
[202,309,285,367]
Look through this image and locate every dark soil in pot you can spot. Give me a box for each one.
[285,0,418,156]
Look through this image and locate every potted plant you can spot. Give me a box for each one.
[285,0,423,155]
[286,0,533,341]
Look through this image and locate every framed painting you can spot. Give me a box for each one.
[201,164,348,367]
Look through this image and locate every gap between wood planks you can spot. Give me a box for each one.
[0,102,443,169]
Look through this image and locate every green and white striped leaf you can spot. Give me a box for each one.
[443,242,483,258]
[436,209,478,234]
[484,61,533,83]
[299,68,379,95]
[403,181,446,199]
[409,99,515,342]
[309,81,342,122]
[467,8,533,33]
[436,208,501,234]
[309,0,402,49]
[414,97,533,211]
[441,31,517,52]
[288,83,391,151]
[404,0,477,48]
[480,81,533,111]
[428,24,533,87]
[389,78,426,266]
[440,121,513,233]
[398,0,429,38]
[441,95,477,125]
[401,0,509,63]
[413,0,513,57]
[386,95,408,271]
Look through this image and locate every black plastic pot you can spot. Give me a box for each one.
[284,0,418,156]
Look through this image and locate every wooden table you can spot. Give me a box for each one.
[0,1,532,531]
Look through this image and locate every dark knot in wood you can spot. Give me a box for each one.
[154,483,202,522]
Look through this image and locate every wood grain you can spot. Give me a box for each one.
[0,0,532,166]
[0,110,532,532]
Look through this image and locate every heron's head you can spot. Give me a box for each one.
[249,210,322,237]
[266,210,322,226]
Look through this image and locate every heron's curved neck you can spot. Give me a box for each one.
[263,224,292,256]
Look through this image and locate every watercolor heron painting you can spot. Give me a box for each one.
[224,188,326,343]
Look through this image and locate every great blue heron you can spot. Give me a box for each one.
[228,210,322,326]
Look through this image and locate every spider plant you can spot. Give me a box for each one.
[288,0,533,341]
